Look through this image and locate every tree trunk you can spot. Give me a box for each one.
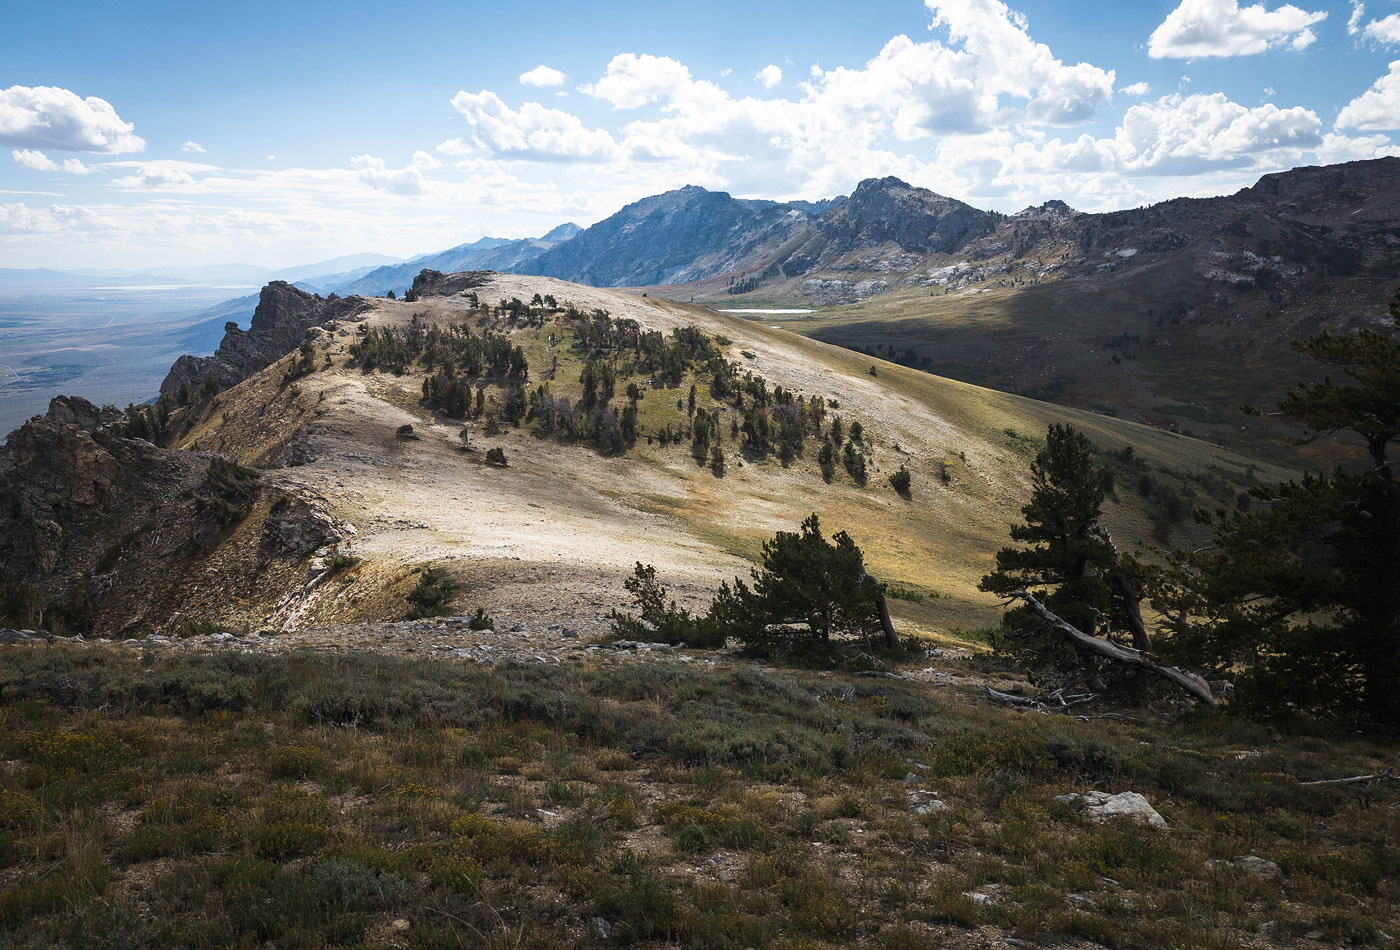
[1093,525,1151,651]
[1017,590,1217,707]
[864,573,899,648]
[1111,570,1152,651]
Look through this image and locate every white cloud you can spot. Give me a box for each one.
[1362,14,1400,44]
[519,65,567,87]
[583,53,698,110]
[182,141,206,153]
[924,0,1116,125]
[1337,60,1400,130]
[1122,82,1152,96]
[12,148,58,171]
[266,154,276,161]
[1346,0,1400,43]
[1315,130,1400,162]
[756,64,783,88]
[108,160,217,189]
[449,89,618,161]
[62,158,94,174]
[1112,93,1322,173]
[350,154,426,193]
[0,85,145,153]
[411,149,441,170]
[1148,0,1327,59]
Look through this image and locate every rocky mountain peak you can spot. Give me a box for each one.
[160,281,366,399]
[539,222,583,243]
[815,176,999,256]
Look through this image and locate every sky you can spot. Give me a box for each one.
[3,0,1400,271]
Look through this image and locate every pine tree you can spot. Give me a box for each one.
[1161,289,1400,725]
[979,424,1144,689]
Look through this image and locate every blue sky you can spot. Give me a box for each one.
[3,0,1400,269]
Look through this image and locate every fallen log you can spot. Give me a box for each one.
[1015,590,1218,708]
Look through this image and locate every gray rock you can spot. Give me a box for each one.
[1206,856,1282,880]
[1056,790,1168,829]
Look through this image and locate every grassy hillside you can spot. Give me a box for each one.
[153,274,1288,639]
[1,645,1394,949]
[688,257,1381,470]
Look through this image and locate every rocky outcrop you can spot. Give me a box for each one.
[159,281,365,399]
[0,398,197,575]
[408,269,493,298]
[262,497,344,557]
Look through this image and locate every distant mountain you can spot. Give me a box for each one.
[269,253,403,285]
[0,267,170,289]
[335,229,580,297]
[540,222,582,242]
[520,186,812,286]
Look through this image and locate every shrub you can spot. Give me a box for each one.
[467,607,494,631]
[889,465,911,496]
[407,567,458,619]
[485,447,508,466]
[199,457,260,525]
[610,563,725,648]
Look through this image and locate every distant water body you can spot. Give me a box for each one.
[0,284,256,438]
[717,308,815,315]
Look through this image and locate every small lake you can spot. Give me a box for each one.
[717,308,815,314]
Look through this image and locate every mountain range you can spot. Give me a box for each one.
[8,158,1399,460]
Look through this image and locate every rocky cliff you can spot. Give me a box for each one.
[0,396,201,580]
[160,281,365,399]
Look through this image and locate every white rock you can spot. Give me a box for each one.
[1056,790,1167,829]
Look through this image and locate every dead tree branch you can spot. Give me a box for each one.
[1015,589,1218,708]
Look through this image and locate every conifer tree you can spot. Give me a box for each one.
[1160,289,1400,724]
[979,424,1144,688]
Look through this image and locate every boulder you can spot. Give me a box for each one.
[1056,790,1168,829]
[262,498,344,557]
[1206,855,1283,880]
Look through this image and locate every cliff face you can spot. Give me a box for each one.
[160,281,365,398]
[0,397,200,578]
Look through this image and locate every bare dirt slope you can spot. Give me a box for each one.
[168,273,1286,638]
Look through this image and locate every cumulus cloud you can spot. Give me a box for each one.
[583,53,699,110]
[62,158,94,174]
[449,90,618,161]
[411,149,441,170]
[1361,14,1400,45]
[182,141,206,153]
[519,65,567,87]
[1112,92,1322,172]
[1337,61,1400,130]
[1148,0,1327,59]
[0,85,145,152]
[1122,82,1152,96]
[12,148,58,171]
[350,154,426,193]
[756,64,782,88]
